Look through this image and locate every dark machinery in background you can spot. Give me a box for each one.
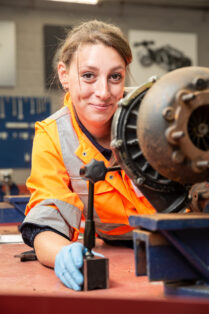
[111,66,209,297]
[134,40,192,72]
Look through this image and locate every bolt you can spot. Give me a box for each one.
[171,131,185,140]
[188,194,192,200]
[182,93,195,103]
[193,77,207,90]
[162,107,175,121]
[196,160,209,170]
[197,123,208,137]
[172,150,185,164]
[136,177,145,186]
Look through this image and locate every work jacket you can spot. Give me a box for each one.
[23,93,155,241]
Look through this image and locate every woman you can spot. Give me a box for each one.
[20,20,155,291]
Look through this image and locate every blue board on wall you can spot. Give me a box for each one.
[0,96,51,168]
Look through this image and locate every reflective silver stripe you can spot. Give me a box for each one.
[95,221,133,240]
[47,106,67,121]
[95,221,128,232]
[40,199,81,230]
[97,230,133,241]
[23,202,75,239]
[56,107,89,216]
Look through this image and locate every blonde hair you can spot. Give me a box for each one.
[57,20,132,68]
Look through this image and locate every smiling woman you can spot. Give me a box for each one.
[20,20,155,291]
[58,43,126,147]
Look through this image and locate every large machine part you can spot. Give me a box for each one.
[111,67,209,213]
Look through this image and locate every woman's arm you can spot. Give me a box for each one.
[34,231,71,268]
[34,231,85,290]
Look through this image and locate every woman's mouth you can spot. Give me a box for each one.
[89,103,111,110]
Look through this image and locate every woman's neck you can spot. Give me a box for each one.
[86,123,111,149]
[73,106,112,149]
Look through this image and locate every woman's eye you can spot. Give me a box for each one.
[110,73,122,81]
[82,72,95,80]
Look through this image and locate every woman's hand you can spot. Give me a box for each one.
[54,242,84,291]
[34,231,104,291]
[34,231,84,290]
[54,242,105,291]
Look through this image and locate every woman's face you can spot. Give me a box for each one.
[59,43,126,129]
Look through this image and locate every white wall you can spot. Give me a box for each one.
[0,2,209,184]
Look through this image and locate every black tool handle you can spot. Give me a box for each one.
[80,160,121,257]
[84,181,95,257]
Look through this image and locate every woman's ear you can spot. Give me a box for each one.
[57,62,69,91]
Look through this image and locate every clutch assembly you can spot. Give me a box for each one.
[111,66,209,213]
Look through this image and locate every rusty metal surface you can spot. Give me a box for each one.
[137,66,209,184]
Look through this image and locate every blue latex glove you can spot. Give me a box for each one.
[54,242,103,291]
[54,242,84,291]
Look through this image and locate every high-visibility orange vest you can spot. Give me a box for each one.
[24,93,155,241]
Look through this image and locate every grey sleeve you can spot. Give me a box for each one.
[22,198,82,240]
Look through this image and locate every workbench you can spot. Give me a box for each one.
[1,239,209,314]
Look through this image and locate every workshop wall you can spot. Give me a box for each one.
[0,2,209,186]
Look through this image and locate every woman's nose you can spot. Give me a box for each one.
[95,79,111,100]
